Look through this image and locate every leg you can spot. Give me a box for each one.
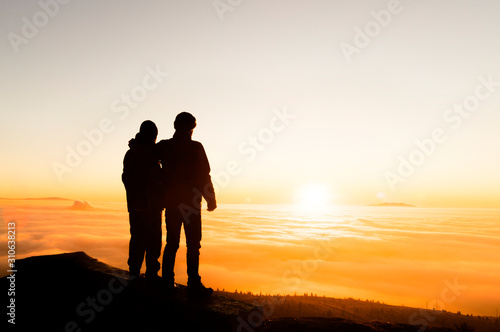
[145,210,162,277]
[128,211,146,276]
[184,207,212,298]
[162,206,182,283]
[184,208,202,285]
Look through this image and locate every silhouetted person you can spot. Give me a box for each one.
[157,112,216,297]
[122,120,163,280]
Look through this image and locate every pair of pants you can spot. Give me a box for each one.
[128,210,162,276]
[162,201,202,284]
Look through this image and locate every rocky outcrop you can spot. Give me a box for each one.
[1,251,259,332]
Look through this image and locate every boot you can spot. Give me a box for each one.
[187,276,213,299]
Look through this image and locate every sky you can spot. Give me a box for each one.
[1,0,500,207]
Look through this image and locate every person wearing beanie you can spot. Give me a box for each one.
[122,120,163,280]
[157,112,216,297]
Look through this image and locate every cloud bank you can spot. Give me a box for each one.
[0,199,498,317]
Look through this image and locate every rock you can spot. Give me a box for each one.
[262,318,455,332]
[1,252,260,332]
[1,251,462,332]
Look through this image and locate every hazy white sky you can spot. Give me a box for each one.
[1,0,500,207]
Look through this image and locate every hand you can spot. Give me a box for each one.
[207,199,217,212]
[128,138,136,148]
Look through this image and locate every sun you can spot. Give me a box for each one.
[294,183,333,209]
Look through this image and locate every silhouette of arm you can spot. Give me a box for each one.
[197,144,216,211]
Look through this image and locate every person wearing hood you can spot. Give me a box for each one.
[122,120,163,280]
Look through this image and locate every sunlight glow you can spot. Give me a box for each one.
[294,183,333,209]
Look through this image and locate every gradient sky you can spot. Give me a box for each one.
[1,0,500,207]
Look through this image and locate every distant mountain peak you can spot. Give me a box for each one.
[69,200,94,210]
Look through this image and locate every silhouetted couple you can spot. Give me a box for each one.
[122,112,216,298]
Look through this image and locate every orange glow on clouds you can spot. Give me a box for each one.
[1,199,499,317]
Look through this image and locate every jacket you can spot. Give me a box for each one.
[122,138,163,212]
[156,131,216,208]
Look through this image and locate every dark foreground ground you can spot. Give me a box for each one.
[221,291,498,332]
[2,252,494,331]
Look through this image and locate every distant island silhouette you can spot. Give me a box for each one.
[69,200,94,210]
[369,202,416,207]
[0,197,73,201]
